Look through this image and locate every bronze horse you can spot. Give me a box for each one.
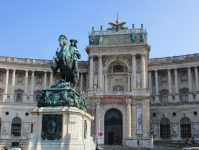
[51,35,81,89]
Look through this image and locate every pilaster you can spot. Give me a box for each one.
[10,69,16,102]
[3,69,9,102]
[188,67,193,102]
[30,71,35,103]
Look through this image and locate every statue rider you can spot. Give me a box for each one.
[69,39,81,80]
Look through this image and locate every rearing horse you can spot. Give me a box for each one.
[51,35,80,89]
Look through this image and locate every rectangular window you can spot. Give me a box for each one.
[18,77,23,82]
[56,79,60,84]
[182,75,187,81]
[36,95,40,101]
[162,77,166,82]
[16,94,21,102]
[182,94,188,100]
[37,78,42,83]
[0,75,3,81]
[162,95,168,102]
[12,142,19,146]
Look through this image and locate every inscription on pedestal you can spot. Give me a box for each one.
[41,114,62,140]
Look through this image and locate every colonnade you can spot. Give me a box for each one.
[1,69,86,103]
[148,67,199,102]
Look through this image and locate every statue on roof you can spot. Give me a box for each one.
[108,12,127,32]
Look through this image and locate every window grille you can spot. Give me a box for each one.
[18,77,23,82]
[0,75,3,81]
[160,118,170,137]
[181,118,191,137]
[113,65,124,72]
[162,95,168,102]
[16,94,21,102]
[11,117,21,136]
[36,95,40,101]
[162,77,166,82]
[182,75,187,81]
[37,78,42,83]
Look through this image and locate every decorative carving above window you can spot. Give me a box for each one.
[159,89,169,102]
[113,85,124,92]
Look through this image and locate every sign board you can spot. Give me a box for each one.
[98,131,103,137]
[100,98,126,103]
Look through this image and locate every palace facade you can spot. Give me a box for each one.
[0,24,199,148]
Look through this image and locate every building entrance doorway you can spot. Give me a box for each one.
[105,108,122,145]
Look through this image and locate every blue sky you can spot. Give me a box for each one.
[0,0,199,61]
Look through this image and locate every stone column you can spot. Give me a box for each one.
[104,75,107,92]
[188,67,193,101]
[141,54,146,88]
[43,71,47,89]
[23,70,29,102]
[3,69,9,102]
[30,71,35,103]
[80,73,83,93]
[50,72,53,86]
[10,69,16,102]
[174,69,180,102]
[128,74,131,92]
[126,103,131,138]
[95,103,100,137]
[131,103,136,138]
[195,67,199,101]
[132,54,136,90]
[98,55,102,89]
[155,70,159,102]
[89,56,94,89]
[168,69,172,102]
[148,71,152,95]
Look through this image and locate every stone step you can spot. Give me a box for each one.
[100,145,150,150]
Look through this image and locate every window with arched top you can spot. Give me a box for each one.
[11,117,21,136]
[113,65,124,72]
[181,118,191,137]
[160,118,170,137]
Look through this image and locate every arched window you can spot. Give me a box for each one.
[181,118,191,137]
[11,117,21,136]
[113,65,124,72]
[160,118,170,137]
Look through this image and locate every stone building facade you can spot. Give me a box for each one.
[0,24,199,148]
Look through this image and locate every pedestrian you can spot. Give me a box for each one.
[113,148,116,150]
[121,140,123,146]
[95,145,100,150]
[137,140,139,147]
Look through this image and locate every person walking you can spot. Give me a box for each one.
[95,145,100,150]
[113,148,117,150]
[137,140,140,147]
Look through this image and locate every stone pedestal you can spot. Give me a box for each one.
[23,107,95,150]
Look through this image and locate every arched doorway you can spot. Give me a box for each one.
[104,108,122,145]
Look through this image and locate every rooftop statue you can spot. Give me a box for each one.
[51,35,80,89]
[108,12,127,32]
